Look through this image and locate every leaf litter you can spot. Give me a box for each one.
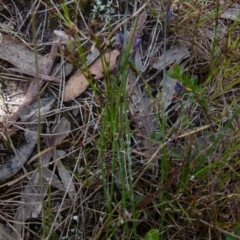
[0,96,55,182]
[0,3,182,240]
[0,33,73,80]
[63,49,120,102]
[13,117,73,238]
[0,0,239,239]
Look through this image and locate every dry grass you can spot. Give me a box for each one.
[0,0,240,239]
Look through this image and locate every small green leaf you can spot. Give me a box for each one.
[225,224,240,240]
[225,235,238,240]
[234,224,240,236]
[150,132,163,142]
[147,5,158,17]
[135,195,145,205]
[144,229,159,240]
[170,151,183,159]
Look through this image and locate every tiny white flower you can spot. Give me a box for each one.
[72,215,79,221]
[190,175,195,181]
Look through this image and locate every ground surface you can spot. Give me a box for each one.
[0,0,240,240]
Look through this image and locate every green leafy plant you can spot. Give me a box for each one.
[225,225,240,240]
[144,229,159,240]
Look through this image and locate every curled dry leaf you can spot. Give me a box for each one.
[63,49,120,102]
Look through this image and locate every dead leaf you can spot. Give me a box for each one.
[53,30,75,54]
[46,119,76,201]
[13,118,71,238]
[135,48,143,71]
[12,144,52,238]
[220,6,240,20]
[127,11,159,174]
[163,75,178,111]
[90,49,120,79]
[0,33,73,78]
[47,117,70,159]
[42,167,65,190]
[63,49,120,102]
[135,193,155,210]
[48,117,71,146]
[151,45,189,71]
[0,223,15,240]
[150,45,189,112]
[0,34,45,74]
[54,30,74,43]
[0,97,55,183]
[63,70,89,102]
[86,45,100,65]
[57,157,77,201]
